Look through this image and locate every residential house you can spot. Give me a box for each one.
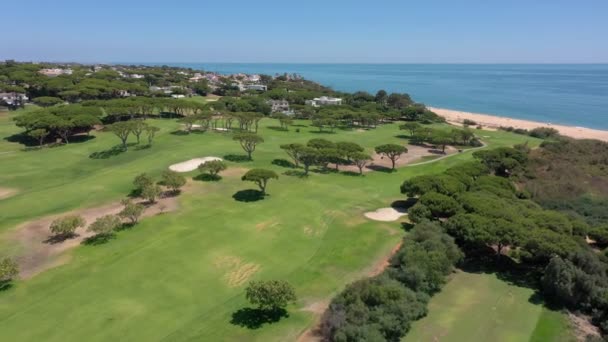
[0,92,28,107]
[243,84,267,92]
[305,96,343,107]
[38,68,73,77]
[267,99,290,113]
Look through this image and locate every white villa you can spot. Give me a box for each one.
[38,68,73,77]
[306,96,343,107]
[242,84,267,92]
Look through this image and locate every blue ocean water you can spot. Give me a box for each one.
[152,63,608,129]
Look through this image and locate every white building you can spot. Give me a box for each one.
[0,92,28,106]
[130,74,145,79]
[306,96,343,107]
[243,84,267,92]
[38,68,72,77]
[267,99,290,112]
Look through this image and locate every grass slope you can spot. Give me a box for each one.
[404,271,573,342]
[0,112,542,341]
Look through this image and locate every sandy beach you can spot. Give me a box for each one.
[429,107,608,142]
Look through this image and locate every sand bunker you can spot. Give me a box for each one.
[0,187,17,200]
[214,127,229,132]
[364,207,408,222]
[169,157,222,172]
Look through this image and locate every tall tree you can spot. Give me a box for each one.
[245,280,296,311]
[233,133,264,160]
[241,169,278,196]
[375,144,407,170]
[280,143,305,167]
[106,121,134,148]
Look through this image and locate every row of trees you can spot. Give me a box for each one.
[400,123,479,152]
[399,146,608,337]
[14,105,102,145]
[105,120,160,149]
[280,139,408,175]
[320,222,462,341]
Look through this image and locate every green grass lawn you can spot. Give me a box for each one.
[404,271,573,342]
[0,112,545,341]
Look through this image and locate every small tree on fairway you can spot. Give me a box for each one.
[88,215,122,236]
[0,257,18,284]
[198,160,227,177]
[133,173,154,192]
[336,141,364,162]
[29,128,49,147]
[106,121,134,149]
[298,147,319,176]
[119,199,145,225]
[141,184,162,203]
[280,143,305,167]
[245,280,296,311]
[49,215,86,238]
[351,152,373,174]
[179,116,198,133]
[241,169,278,196]
[233,133,264,160]
[145,126,160,145]
[375,144,407,170]
[399,122,421,136]
[131,120,148,144]
[161,170,186,194]
[432,131,452,153]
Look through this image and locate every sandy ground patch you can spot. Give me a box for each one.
[220,167,249,178]
[214,255,260,287]
[0,187,18,200]
[9,196,179,279]
[335,144,457,173]
[569,312,601,341]
[169,156,222,172]
[214,127,229,132]
[430,107,608,142]
[364,207,408,222]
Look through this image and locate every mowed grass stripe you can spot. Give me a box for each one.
[404,271,572,342]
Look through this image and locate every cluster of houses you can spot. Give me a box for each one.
[0,92,28,108]
[305,96,343,107]
[38,68,73,77]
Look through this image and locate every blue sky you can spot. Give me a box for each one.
[3,0,607,63]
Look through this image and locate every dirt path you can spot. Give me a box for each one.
[9,195,179,279]
[0,187,18,200]
[297,241,403,342]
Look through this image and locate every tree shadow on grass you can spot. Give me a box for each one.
[266,126,288,132]
[0,280,14,292]
[43,233,78,244]
[283,170,308,178]
[89,144,127,159]
[271,158,295,168]
[366,165,394,173]
[395,134,413,140]
[230,307,288,329]
[134,144,151,151]
[4,132,95,147]
[193,173,221,182]
[82,233,116,246]
[224,154,251,163]
[309,130,336,134]
[170,130,190,136]
[341,171,363,177]
[233,189,265,202]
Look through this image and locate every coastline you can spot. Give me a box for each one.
[429,107,608,142]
